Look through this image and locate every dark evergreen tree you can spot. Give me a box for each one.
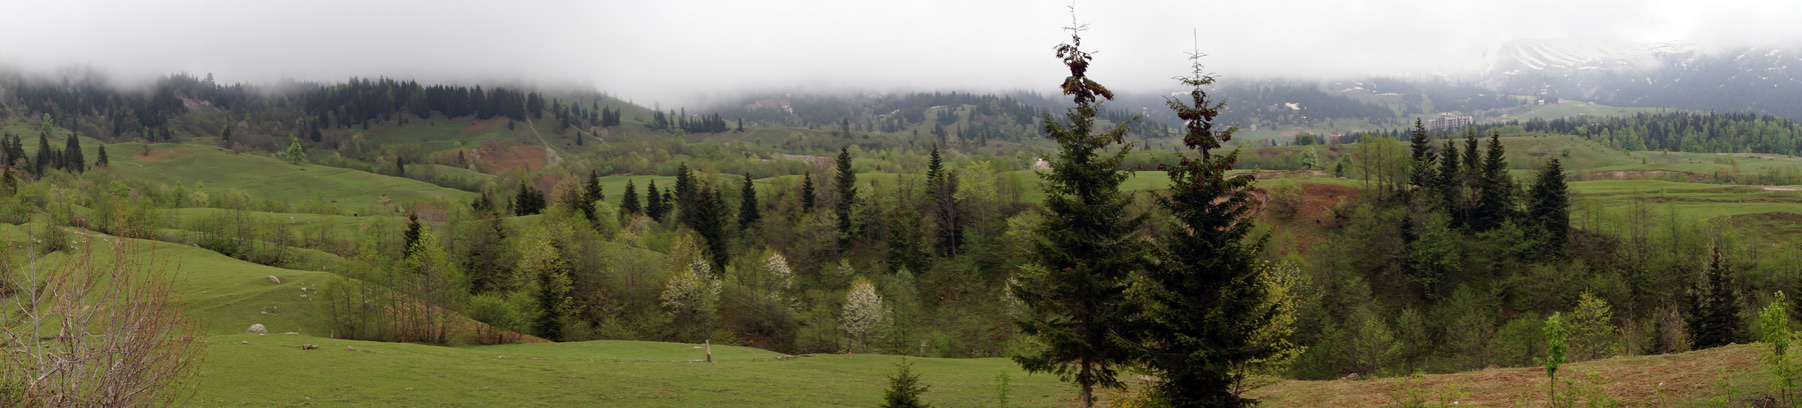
[1407,118,1434,191]
[880,359,932,408]
[1526,158,1569,257]
[95,144,108,168]
[926,143,944,183]
[472,188,500,214]
[221,124,232,143]
[620,180,642,216]
[402,213,423,256]
[33,133,53,177]
[1473,130,1513,231]
[800,170,816,213]
[1009,21,1146,408]
[64,134,84,173]
[582,170,604,221]
[693,186,731,270]
[1689,246,1742,349]
[834,147,857,249]
[1436,138,1462,214]
[674,163,696,226]
[533,256,570,341]
[1133,44,1285,408]
[737,173,760,231]
[645,181,667,222]
[514,181,546,216]
[929,172,961,257]
[886,205,929,274]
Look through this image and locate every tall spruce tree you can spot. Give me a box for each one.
[1474,130,1513,231]
[1134,42,1291,408]
[1009,16,1145,407]
[582,170,604,221]
[1689,246,1742,349]
[1436,138,1462,214]
[95,144,108,168]
[929,171,961,257]
[620,180,642,216]
[1527,158,1569,257]
[64,133,84,173]
[693,186,731,269]
[800,170,817,213]
[737,173,760,231]
[1407,119,1434,192]
[926,143,944,183]
[646,181,666,222]
[674,163,696,226]
[34,132,53,177]
[834,147,857,250]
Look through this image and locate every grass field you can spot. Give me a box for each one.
[193,333,1070,407]
[105,143,477,212]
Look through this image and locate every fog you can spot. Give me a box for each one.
[2,0,1798,105]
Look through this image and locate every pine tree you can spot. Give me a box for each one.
[881,359,932,408]
[286,136,305,165]
[621,180,642,216]
[33,132,53,177]
[95,144,108,168]
[800,170,816,213]
[221,124,232,144]
[63,133,84,173]
[1474,130,1513,231]
[737,173,760,231]
[926,143,944,183]
[1527,158,1569,257]
[1436,138,1462,214]
[834,147,857,249]
[929,171,961,257]
[1407,119,1434,192]
[582,170,604,221]
[514,181,545,216]
[1009,17,1145,407]
[646,181,667,222]
[1689,246,1742,349]
[674,163,695,225]
[693,186,731,270]
[1133,42,1293,408]
[402,213,423,256]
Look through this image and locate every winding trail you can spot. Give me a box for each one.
[521,117,564,168]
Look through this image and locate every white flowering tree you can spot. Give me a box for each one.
[762,251,794,304]
[661,260,722,341]
[841,277,890,352]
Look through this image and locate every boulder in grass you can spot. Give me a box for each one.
[300,344,318,350]
[267,276,282,284]
[246,324,267,334]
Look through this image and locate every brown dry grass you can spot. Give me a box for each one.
[1249,344,1761,407]
[474,142,548,174]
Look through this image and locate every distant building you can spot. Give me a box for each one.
[1428,113,1473,133]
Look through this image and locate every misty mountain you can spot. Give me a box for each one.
[1487,39,1802,120]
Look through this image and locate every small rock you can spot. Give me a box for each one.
[346,346,355,351]
[300,344,318,350]
[283,332,299,335]
[246,324,268,334]
[267,276,282,284]
[1341,373,1362,381]
[240,341,248,345]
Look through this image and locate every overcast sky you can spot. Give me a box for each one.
[2,0,1798,105]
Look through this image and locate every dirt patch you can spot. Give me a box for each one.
[473,142,549,174]
[1762,186,1802,191]
[462,120,490,134]
[1250,169,1334,179]
[1250,344,1760,407]
[1587,169,1708,183]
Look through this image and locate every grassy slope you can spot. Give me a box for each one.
[105,143,476,211]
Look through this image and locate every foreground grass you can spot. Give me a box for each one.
[193,333,1071,407]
